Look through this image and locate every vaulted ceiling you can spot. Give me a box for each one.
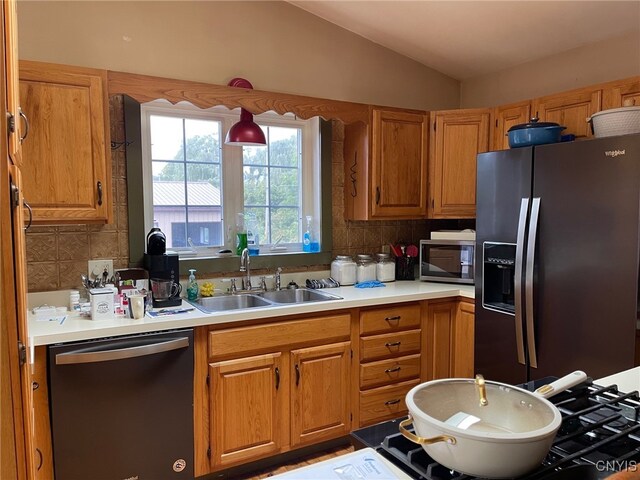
[290,1,640,80]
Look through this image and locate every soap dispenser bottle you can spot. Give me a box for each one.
[187,269,199,301]
[303,215,312,252]
[303,215,319,252]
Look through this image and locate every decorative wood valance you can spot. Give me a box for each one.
[107,70,370,124]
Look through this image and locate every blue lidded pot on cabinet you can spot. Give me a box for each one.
[507,117,566,148]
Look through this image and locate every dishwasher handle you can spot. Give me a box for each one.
[55,337,190,365]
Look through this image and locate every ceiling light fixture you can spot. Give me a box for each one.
[224,78,267,147]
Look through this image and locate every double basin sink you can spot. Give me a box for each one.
[193,287,342,313]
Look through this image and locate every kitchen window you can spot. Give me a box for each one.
[140,101,321,259]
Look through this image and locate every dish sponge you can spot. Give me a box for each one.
[355,280,386,288]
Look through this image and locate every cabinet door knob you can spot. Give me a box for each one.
[97,181,103,206]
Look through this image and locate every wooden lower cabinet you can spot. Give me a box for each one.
[359,379,420,425]
[424,298,475,380]
[356,303,422,427]
[291,342,351,447]
[209,353,284,469]
[201,313,352,474]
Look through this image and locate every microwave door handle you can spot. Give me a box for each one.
[514,198,529,366]
[525,198,541,369]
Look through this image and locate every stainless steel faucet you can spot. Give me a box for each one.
[239,248,251,291]
[274,267,283,291]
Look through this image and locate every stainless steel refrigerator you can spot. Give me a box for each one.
[475,134,640,384]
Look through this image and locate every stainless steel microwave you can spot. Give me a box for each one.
[419,240,475,284]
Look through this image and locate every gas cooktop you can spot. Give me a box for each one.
[350,377,640,479]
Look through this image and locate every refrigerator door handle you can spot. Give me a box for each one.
[526,197,541,369]
[514,197,529,366]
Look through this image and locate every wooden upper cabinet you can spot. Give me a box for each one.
[19,60,112,224]
[344,107,428,220]
[429,108,491,219]
[371,109,428,218]
[602,76,640,109]
[290,342,351,447]
[3,0,22,167]
[532,87,602,140]
[492,101,531,151]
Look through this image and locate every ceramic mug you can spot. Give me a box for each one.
[128,294,147,319]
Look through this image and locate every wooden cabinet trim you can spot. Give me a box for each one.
[108,70,369,125]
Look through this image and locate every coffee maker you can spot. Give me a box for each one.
[143,228,182,308]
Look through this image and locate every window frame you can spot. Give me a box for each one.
[125,96,332,274]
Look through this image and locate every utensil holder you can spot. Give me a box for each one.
[396,257,416,281]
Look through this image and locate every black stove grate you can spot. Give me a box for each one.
[351,379,640,479]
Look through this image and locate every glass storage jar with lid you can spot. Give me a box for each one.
[331,255,356,286]
[356,254,376,284]
[376,253,395,282]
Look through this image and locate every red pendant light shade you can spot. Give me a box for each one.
[224,78,267,147]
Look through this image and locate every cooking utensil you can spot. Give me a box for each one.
[400,370,587,478]
[507,117,566,148]
[406,244,419,257]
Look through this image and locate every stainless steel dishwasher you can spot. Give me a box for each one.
[48,328,194,480]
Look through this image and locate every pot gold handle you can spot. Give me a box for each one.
[399,416,456,445]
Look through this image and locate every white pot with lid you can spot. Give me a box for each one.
[400,371,587,478]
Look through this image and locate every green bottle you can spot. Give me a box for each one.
[187,269,199,301]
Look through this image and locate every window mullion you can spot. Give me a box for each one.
[182,118,189,248]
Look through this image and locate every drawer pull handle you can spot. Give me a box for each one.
[385,366,401,374]
[385,341,401,347]
[385,399,401,406]
[275,367,280,390]
[385,316,401,322]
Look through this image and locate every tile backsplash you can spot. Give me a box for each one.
[25,98,471,292]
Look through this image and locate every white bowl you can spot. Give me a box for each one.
[589,106,640,137]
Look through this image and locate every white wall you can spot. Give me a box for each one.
[17,1,460,111]
[461,31,640,108]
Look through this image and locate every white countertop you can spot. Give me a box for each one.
[29,281,474,346]
[596,366,640,393]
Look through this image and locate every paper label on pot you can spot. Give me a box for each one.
[445,411,481,430]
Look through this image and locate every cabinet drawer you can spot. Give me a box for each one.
[208,314,350,359]
[360,304,421,335]
[360,329,421,362]
[360,354,421,389]
[359,379,421,426]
